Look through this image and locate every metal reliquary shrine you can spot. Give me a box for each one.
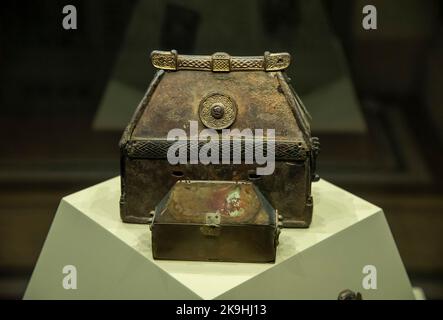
[119,50,320,263]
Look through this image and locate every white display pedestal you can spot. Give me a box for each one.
[24,177,414,300]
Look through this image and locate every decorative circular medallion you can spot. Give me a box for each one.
[211,104,225,119]
[199,93,237,130]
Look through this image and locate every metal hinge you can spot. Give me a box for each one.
[310,137,320,182]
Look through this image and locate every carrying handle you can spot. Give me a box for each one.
[151,50,291,72]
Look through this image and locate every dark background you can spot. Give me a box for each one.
[0,0,442,299]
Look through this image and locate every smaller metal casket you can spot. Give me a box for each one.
[150,180,280,262]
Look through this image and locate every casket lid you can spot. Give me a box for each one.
[153,180,276,226]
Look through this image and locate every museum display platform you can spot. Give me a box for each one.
[24,177,415,299]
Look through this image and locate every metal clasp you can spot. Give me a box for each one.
[200,212,221,236]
